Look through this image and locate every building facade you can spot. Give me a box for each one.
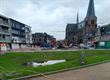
[10,19,26,49]
[25,25,32,47]
[0,14,32,51]
[96,24,110,41]
[65,24,77,46]
[32,33,45,46]
[0,14,11,51]
[32,32,56,48]
[95,24,110,48]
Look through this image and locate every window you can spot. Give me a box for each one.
[91,20,95,24]
[3,19,8,25]
[16,24,20,29]
[12,23,15,27]
[22,27,25,30]
[0,18,3,23]
[0,26,2,32]
[3,35,5,39]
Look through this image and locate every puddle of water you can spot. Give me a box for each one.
[26,60,65,67]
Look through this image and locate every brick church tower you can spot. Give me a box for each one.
[84,0,97,39]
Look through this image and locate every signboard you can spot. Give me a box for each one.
[0,43,6,51]
[99,42,105,46]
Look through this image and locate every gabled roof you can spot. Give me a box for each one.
[66,24,77,31]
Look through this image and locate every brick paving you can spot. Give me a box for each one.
[28,62,110,80]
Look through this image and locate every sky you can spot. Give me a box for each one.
[0,0,110,40]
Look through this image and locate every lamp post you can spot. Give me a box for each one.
[80,51,86,65]
[79,24,87,65]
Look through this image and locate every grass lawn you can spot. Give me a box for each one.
[0,50,110,79]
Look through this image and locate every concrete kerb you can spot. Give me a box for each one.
[10,60,110,80]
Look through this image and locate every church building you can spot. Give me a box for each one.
[66,0,97,46]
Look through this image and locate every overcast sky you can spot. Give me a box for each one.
[0,0,110,40]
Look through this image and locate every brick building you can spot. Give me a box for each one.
[32,32,56,48]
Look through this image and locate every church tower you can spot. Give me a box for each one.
[77,12,79,27]
[84,0,97,37]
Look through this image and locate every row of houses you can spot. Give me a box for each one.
[0,14,32,51]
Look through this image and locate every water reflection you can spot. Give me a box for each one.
[24,60,65,67]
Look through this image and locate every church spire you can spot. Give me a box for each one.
[77,12,79,24]
[86,0,96,17]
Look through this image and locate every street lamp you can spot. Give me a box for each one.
[80,51,86,65]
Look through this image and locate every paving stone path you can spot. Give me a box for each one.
[28,62,110,80]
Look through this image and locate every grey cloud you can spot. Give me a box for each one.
[0,0,110,40]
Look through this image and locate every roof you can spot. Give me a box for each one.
[86,0,96,17]
[101,24,110,35]
[78,20,85,29]
[0,14,9,19]
[66,24,77,31]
